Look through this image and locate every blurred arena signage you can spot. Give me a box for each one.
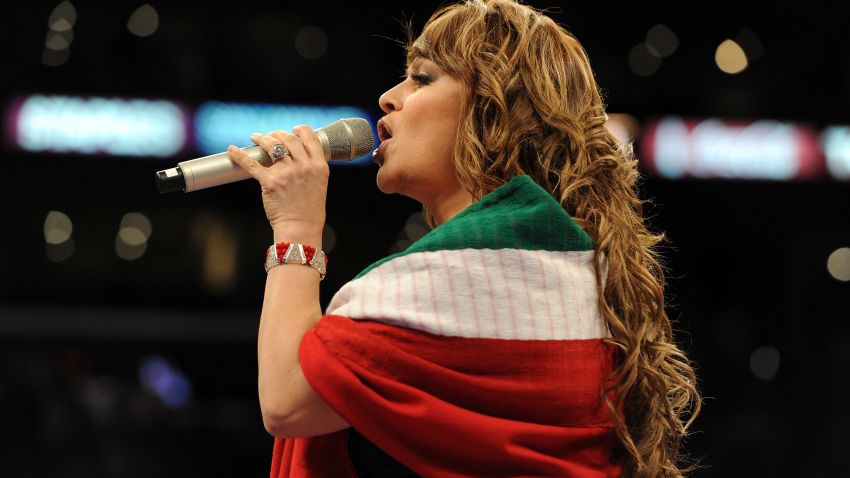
[822,126,850,180]
[193,101,375,165]
[5,94,375,164]
[9,95,190,157]
[6,95,847,179]
[640,116,824,180]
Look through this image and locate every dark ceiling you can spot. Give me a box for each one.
[4,1,847,123]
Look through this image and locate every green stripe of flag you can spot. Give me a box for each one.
[356,175,593,279]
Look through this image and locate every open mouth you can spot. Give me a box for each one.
[377,120,393,143]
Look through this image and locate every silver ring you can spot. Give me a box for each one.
[271,143,289,162]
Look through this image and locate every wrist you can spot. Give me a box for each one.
[272,223,323,248]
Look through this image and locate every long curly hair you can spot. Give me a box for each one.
[405,1,702,475]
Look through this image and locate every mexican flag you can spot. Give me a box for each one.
[271,175,623,477]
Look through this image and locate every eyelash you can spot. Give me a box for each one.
[410,73,431,85]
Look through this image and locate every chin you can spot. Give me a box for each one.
[375,167,396,194]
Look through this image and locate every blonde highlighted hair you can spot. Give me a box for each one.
[406,1,701,476]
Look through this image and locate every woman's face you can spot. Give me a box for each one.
[375,57,472,223]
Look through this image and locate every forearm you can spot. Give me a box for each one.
[225,124,341,435]
[257,228,324,417]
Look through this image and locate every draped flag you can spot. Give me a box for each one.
[272,175,623,477]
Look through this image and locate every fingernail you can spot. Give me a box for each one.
[250,132,260,138]
[227,145,236,152]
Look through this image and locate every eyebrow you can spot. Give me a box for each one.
[404,57,425,76]
[406,40,430,68]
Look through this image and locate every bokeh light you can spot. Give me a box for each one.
[127,4,160,37]
[191,214,238,294]
[45,29,73,51]
[629,42,662,76]
[716,39,748,74]
[46,238,75,263]
[750,345,780,381]
[389,212,428,254]
[295,25,328,60]
[646,24,678,58]
[827,247,850,282]
[115,212,152,261]
[44,210,73,245]
[138,355,193,408]
[47,1,77,31]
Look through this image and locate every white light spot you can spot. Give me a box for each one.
[127,4,159,37]
[120,212,152,240]
[827,247,850,282]
[118,227,147,247]
[295,26,328,60]
[45,29,73,50]
[749,345,780,381]
[44,210,73,244]
[116,236,147,261]
[715,39,748,74]
[117,213,152,251]
[50,18,74,32]
[48,1,77,31]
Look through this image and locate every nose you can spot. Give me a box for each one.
[378,80,405,114]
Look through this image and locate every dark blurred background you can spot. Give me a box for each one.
[1,1,848,476]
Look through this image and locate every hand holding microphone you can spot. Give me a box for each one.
[155,117,375,245]
[229,124,332,242]
[155,117,375,193]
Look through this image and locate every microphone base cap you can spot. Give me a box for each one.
[156,167,186,194]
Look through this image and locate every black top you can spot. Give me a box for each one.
[347,428,419,477]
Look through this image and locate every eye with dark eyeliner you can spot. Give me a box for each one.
[410,73,432,85]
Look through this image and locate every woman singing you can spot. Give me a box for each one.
[227,0,702,476]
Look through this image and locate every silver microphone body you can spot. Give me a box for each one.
[156,117,375,193]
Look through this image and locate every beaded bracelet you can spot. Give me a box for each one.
[264,241,327,280]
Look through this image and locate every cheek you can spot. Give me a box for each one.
[405,93,461,140]
[405,112,459,159]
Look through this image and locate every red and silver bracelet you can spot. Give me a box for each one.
[264,241,327,280]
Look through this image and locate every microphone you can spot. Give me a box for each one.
[155,117,375,193]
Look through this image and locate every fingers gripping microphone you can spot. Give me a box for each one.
[155,117,375,193]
